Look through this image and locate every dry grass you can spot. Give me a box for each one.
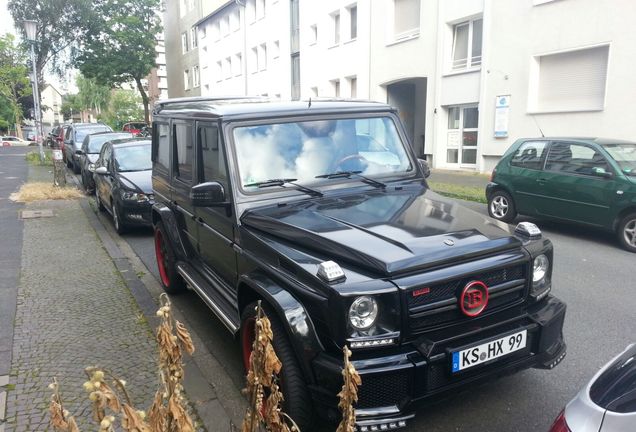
[10,182,83,202]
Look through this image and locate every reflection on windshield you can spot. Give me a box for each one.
[233,117,412,189]
[76,127,110,143]
[605,143,636,175]
[88,133,132,153]
[114,145,151,172]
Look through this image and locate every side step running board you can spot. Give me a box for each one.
[176,263,239,334]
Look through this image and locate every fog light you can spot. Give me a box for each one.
[350,338,395,349]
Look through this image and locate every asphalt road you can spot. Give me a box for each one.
[113,193,634,432]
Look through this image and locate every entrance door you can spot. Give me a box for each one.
[446,105,478,167]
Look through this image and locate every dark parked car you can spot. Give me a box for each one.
[63,123,112,173]
[549,344,636,432]
[46,126,61,148]
[487,138,636,252]
[93,138,153,233]
[150,97,567,430]
[77,132,133,193]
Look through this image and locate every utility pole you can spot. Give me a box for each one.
[23,20,45,162]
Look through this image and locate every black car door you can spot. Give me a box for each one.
[98,144,115,212]
[194,122,237,295]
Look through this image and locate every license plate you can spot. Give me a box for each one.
[451,330,527,373]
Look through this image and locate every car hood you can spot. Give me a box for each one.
[242,187,521,276]
[118,170,152,194]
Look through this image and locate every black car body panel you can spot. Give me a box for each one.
[79,132,133,192]
[150,98,567,428]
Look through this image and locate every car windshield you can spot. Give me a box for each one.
[114,144,151,172]
[87,133,132,153]
[233,116,413,190]
[604,143,636,175]
[75,126,111,143]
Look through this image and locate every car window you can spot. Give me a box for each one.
[510,141,549,170]
[153,123,170,171]
[114,144,152,172]
[174,122,194,183]
[101,144,113,171]
[545,142,610,176]
[75,126,111,144]
[198,125,228,187]
[87,133,133,153]
[604,143,636,176]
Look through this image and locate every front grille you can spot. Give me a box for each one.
[408,264,526,333]
[356,369,411,409]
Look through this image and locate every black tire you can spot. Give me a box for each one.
[112,200,127,235]
[96,190,106,212]
[154,221,185,294]
[240,302,313,431]
[488,190,517,223]
[617,212,636,253]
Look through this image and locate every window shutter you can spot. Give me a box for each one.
[538,45,609,111]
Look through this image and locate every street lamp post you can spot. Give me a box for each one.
[23,19,45,162]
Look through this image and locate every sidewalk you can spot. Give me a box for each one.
[1,163,232,431]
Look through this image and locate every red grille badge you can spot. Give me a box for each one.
[459,281,489,317]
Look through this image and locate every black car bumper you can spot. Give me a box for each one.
[119,200,153,227]
[310,296,566,429]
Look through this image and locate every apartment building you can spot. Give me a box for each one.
[40,84,63,130]
[164,0,636,172]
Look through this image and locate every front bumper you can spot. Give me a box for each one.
[485,182,500,201]
[119,200,153,226]
[310,296,566,428]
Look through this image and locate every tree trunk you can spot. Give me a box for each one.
[135,76,150,124]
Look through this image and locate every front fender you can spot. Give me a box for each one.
[152,203,189,261]
[239,272,325,383]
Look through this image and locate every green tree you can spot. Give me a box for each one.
[8,0,93,84]
[0,94,14,132]
[77,75,111,116]
[76,0,161,124]
[101,89,144,130]
[60,94,82,121]
[0,34,31,138]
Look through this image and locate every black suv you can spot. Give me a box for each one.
[151,98,567,430]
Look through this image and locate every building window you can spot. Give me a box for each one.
[533,45,609,112]
[183,69,190,90]
[221,15,230,36]
[181,32,188,53]
[230,10,240,32]
[348,4,357,40]
[393,0,420,38]
[332,11,340,45]
[193,65,200,87]
[255,0,265,19]
[311,86,318,97]
[250,47,258,73]
[200,25,207,39]
[190,27,198,49]
[273,40,280,58]
[258,43,267,71]
[291,54,300,100]
[179,0,186,18]
[224,57,231,79]
[349,76,357,98]
[309,24,318,45]
[451,18,482,70]
[446,105,478,165]
[212,22,220,40]
[215,61,223,82]
[234,53,242,76]
[332,79,340,97]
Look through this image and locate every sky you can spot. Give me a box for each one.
[0,0,17,36]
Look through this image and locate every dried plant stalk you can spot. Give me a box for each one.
[241,301,297,432]
[49,294,197,432]
[336,346,361,432]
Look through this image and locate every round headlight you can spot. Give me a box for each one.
[348,296,378,330]
[533,254,549,283]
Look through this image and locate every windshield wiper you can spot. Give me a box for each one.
[243,178,323,197]
[315,170,386,189]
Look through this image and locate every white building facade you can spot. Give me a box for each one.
[40,84,63,130]
[186,0,636,172]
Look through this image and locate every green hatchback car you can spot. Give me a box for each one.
[486,137,636,252]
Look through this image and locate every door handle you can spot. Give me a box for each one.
[536,178,547,184]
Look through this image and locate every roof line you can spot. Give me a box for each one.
[194,0,235,27]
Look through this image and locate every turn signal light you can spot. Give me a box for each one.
[548,410,571,432]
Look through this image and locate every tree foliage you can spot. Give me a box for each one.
[76,0,161,124]
[8,0,93,83]
[0,34,31,138]
[76,75,111,116]
[101,90,144,130]
[60,94,82,121]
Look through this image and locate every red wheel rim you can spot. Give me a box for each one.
[241,317,256,372]
[154,230,170,287]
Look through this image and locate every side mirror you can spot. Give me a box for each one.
[592,167,612,178]
[190,182,227,207]
[75,149,84,155]
[418,159,431,179]
[95,166,109,175]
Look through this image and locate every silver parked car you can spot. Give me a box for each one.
[550,344,636,431]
